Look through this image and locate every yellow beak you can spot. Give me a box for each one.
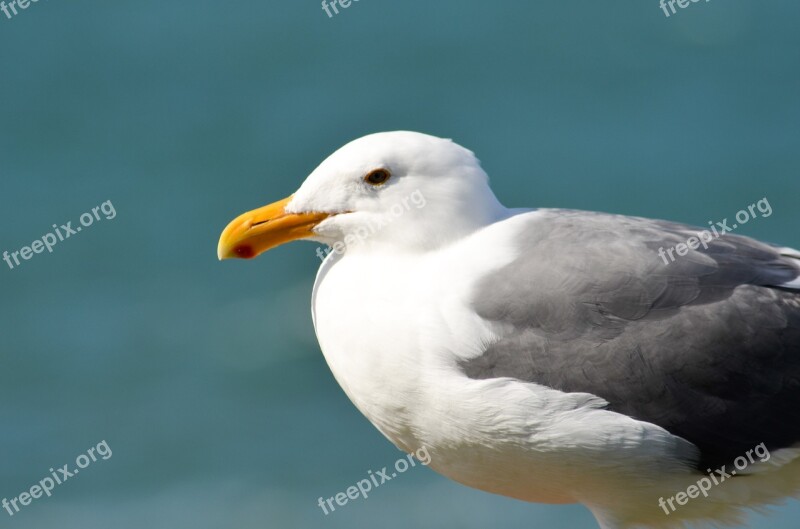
[217,195,329,260]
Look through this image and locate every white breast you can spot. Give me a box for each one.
[309,217,528,448]
[311,248,488,449]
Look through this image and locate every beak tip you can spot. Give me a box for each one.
[217,240,235,261]
[217,242,255,261]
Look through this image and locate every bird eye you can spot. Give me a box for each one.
[364,168,391,186]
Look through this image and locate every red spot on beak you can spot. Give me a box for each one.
[234,245,256,259]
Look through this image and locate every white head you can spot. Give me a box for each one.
[218,131,507,260]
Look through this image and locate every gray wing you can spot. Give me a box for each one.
[461,209,800,471]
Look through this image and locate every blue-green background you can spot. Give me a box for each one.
[1,1,799,528]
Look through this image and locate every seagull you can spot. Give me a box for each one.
[217,131,800,529]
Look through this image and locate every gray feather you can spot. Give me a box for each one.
[461,209,800,470]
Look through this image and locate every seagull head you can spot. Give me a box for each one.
[218,131,507,260]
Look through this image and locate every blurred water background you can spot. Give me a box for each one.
[1,1,799,527]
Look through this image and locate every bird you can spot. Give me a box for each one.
[217,131,800,529]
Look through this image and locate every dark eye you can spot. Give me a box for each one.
[364,168,391,186]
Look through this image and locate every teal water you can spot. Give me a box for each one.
[1,1,799,527]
